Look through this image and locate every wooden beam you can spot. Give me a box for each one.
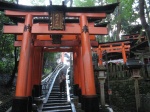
[31,24,107,35]
[99,41,130,47]
[14,41,22,47]
[5,10,106,18]
[92,45,130,53]
[14,40,98,47]
[104,49,130,53]
[3,24,80,34]
[91,41,98,47]
[14,40,80,47]
[88,27,107,35]
[4,23,107,35]
[44,48,73,52]
[4,25,24,34]
[93,48,129,53]
[35,40,80,47]
[101,45,130,50]
[17,35,77,41]
[16,35,96,41]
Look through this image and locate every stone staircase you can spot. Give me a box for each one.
[42,85,72,112]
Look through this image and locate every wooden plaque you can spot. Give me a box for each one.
[51,11,64,30]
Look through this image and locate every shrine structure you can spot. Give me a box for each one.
[0,1,118,112]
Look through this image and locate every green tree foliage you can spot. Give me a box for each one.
[43,52,58,74]
[30,0,62,5]
[0,34,15,74]
[0,11,15,74]
[139,0,150,48]
[74,0,95,7]
[52,0,62,5]
[31,0,47,5]
[106,0,134,21]
[106,0,135,40]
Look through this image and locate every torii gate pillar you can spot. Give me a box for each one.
[12,14,33,112]
[78,46,86,107]
[75,46,83,103]
[32,47,43,97]
[73,51,79,96]
[78,46,86,96]
[98,46,103,65]
[122,43,127,63]
[80,15,99,112]
[26,44,34,97]
[26,43,34,112]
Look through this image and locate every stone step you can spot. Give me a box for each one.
[42,108,72,112]
[42,105,71,110]
[51,87,60,91]
[48,97,67,100]
[42,77,72,112]
[50,92,66,96]
[47,99,67,103]
[43,102,70,107]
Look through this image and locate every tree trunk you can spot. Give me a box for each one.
[107,14,114,42]
[116,0,121,41]
[139,0,150,48]
[145,1,150,24]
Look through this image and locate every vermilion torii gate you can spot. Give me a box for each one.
[92,41,130,65]
[1,1,118,112]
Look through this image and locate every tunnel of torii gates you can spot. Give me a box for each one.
[1,1,120,112]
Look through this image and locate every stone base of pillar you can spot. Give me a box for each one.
[32,85,42,97]
[81,95,84,110]
[73,84,79,96]
[77,88,82,103]
[28,96,33,112]
[99,107,112,112]
[12,96,30,112]
[82,95,99,112]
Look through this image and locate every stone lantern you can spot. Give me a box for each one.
[95,65,107,107]
[126,59,143,112]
